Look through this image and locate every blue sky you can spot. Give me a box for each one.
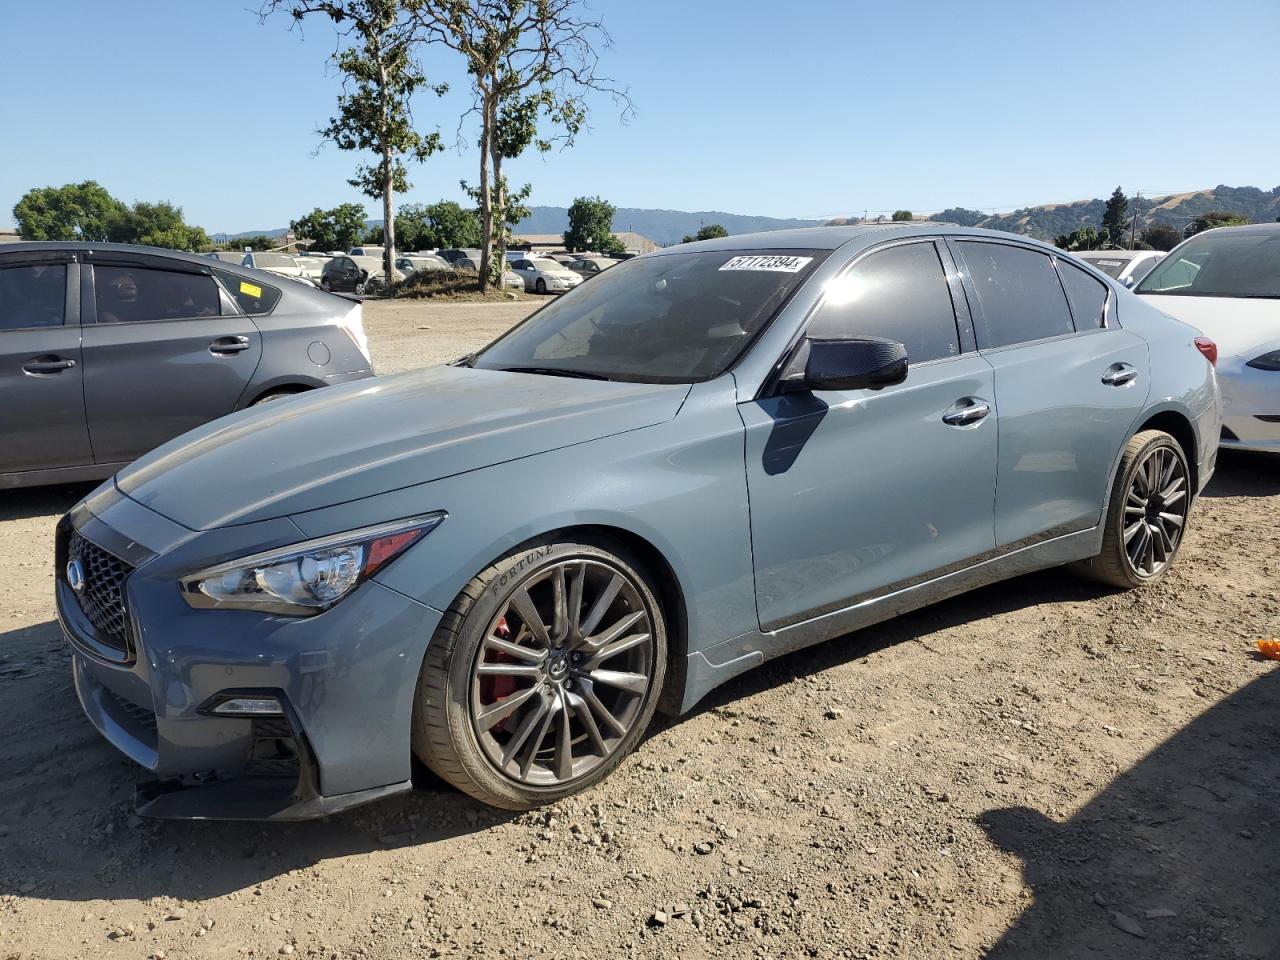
[2,0,1277,233]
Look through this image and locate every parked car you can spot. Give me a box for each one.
[396,254,451,276]
[510,255,583,294]
[437,248,483,269]
[565,256,617,280]
[294,254,327,282]
[241,252,315,286]
[321,254,383,294]
[0,242,373,489]
[53,224,1219,819]
[348,246,385,259]
[1135,223,1279,453]
[1074,250,1164,288]
[208,251,246,263]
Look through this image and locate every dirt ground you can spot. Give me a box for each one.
[1,299,1278,960]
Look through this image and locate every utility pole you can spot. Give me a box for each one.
[1129,191,1140,250]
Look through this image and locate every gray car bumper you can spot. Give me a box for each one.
[56,488,443,820]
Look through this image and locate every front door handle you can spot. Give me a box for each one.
[22,355,77,375]
[942,397,991,426]
[1101,362,1138,387]
[209,335,250,356]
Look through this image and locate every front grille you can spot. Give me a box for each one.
[243,716,302,779]
[105,686,157,731]
[68,531,133,653]
[1256,415,1280,424]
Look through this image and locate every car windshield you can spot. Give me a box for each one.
[1137,230,1280,299]
[1078,255,1128,279]
[474,249,824,383]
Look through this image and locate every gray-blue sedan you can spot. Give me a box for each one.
[56,225,1221,818]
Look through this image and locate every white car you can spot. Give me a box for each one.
[509,256,583,294]
[1075,250,1163,288]
[1136,223,1280,453]
[294,254,328,282]
[241,252,316,286]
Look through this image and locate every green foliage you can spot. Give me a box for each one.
[1053,225,1101,252]
[681,224,729,243]
[111,200,211,250]
[13,180,126,241]
[1101,187,1129,246]
[564,196,622,253]
[891,210,913,222]
[226,234,278,251]
[1187,210,1250,236]
[1140,224,1184,252]
[290,203,370,251]
[931,207,986,227]
[416,200,482,249]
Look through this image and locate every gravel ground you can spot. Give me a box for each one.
[1,300,1278,960]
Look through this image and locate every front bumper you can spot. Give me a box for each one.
[1218,360,1280,453]
[56,484,442,819]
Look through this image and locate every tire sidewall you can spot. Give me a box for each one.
[535,278,547,294]
[430,538,667,807]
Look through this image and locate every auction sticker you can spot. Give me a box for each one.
[240,281,263,298]
[719,255,813,273]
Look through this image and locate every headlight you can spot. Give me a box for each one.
[181,513,444,615]
[1246,350,1280,371]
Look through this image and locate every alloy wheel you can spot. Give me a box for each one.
[1122,444,1188,578]
[469,559,656,787]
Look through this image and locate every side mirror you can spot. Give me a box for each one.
[1122,275,1137,288]
[789,336,908,392]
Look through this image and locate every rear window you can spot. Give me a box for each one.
[1079,256,1128,279]
[213,267,282,315]
[0,262,66,330]
[1137,229,1280,299]
[1058,260,1109,329]
[95,265,221,324]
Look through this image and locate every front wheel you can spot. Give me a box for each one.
[535,278,547,295]
[354,279,367,295]
[1072,429,1191,588]
[413,538,667,809]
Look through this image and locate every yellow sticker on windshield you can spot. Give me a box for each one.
[239,281,263,298]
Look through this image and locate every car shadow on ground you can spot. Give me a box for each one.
[1201,449,1280,498]
[0,481,94,522]
[981,668,1280,958]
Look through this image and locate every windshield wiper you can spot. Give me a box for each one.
[493,365,612,381]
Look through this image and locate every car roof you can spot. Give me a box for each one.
[650,223,1064,256]
[4,240,233,265]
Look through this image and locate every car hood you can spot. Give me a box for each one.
[1140,294,1280,358]
[117,366,690,531]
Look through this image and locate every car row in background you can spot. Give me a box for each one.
[1075,249,1164,288]
[1133,223,1280,454]
[1,241,373,488]
[508,255,583,293]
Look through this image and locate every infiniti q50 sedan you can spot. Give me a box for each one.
[1,242,374,488]
[56,225,1220,819]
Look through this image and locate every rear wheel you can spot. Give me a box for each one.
[413,537,667,809]
[1073,430,1191,588]
[252,388,303,406]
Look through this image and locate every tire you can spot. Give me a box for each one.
[535,278,547,295]
[413,536,668,809]
[1072,429,1191,589]
[354,280,367,295]
[252,389,302,406]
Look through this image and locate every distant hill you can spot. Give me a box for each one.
[914,185,1280,241]
[515,206,822,247]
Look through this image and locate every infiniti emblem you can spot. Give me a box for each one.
[66,557,86,593]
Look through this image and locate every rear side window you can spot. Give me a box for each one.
[213,267,281,315]
[957,242,1075,348]
[95,265,221,324]
[808,241,960,364]
[0,262,66,330]
[1058,259,1109,329]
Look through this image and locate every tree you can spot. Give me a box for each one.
[681,223,728,243]
[1140,223,1183,252]
[564,196,621,253]
[111,201,211,250]
[13,181,126,241]
[417,200,482,248]
[1053,225,1101,252]
[414,0,630,290]
[225,234,279,251]
[891,210,913,222]
[290,203,370,251]
[1101,186,1128,247]
[932,207,986,227]
[266,0,447,283]
[1187,211,1250,236]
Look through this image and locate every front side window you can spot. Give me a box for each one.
[1057,259,1109,329]
[95,265,221,324]
[808,241,960,364]
[957,241,1075,348]
[475,249,825,383]
[1137,229,1280,299]
[213,267,281,315]
[0,262,66,330]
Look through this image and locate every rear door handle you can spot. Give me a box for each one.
[1101,362,1138,386]
[209,335,251,356]
[942,397,991,426]
[22,355,77,375]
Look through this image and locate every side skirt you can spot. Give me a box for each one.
[677,526,1102,713]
